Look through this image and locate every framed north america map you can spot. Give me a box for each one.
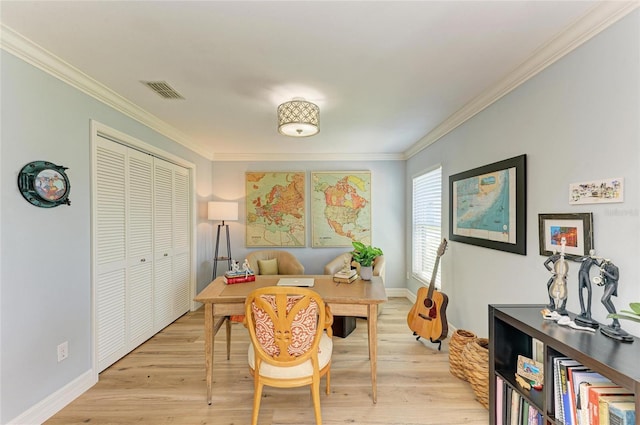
[311,171,371,247]
[245,171,306,247]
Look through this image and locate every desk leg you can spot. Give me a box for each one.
[205,303,214,405]
[368,304,378,404]
[225,316,231,360]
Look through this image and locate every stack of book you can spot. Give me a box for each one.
[551,356,635,425]
[333,268,358,284]
[223,269,256,284]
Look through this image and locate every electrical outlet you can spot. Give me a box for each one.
[57,341,68,362]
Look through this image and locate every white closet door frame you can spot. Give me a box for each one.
[90,120,197,380]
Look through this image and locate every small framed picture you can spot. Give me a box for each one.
[538,213,593,259]
[517,355,543,385]
[569,177,623,204]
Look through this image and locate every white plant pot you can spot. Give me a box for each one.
[360,265,373,281]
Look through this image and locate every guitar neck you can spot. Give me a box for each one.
[426,256,441,298]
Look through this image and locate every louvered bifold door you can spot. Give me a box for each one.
[95,137,128,372]
[172,164,191,317]
[126,149,154,348]
[153,158,174,332]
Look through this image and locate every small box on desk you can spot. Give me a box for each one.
[332,316,356,338]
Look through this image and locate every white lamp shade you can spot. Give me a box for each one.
[208,201,238,221]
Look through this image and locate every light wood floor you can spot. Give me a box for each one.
[45,298,488,425]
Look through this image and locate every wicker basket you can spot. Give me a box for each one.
[448,329,477,381]
[462,337,490,409]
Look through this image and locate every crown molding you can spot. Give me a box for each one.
[212,152,405,162]
[404,1,640,159]
[0,24,215,161]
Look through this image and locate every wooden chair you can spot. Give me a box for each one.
[244,286,333,425]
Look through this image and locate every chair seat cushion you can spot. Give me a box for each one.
[248,332,332,379]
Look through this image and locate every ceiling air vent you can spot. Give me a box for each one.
[141,81,184,99]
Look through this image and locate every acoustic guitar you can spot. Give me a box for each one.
[407,238,449,350]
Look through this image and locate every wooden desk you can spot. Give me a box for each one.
[194,275,388,404]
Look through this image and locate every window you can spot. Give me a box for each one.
[412,166,442,286]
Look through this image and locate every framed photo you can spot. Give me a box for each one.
[245,171,306,247]
[569,177,624,205]
[517,355,543,386]
[310,171,371,247]
[449,154,526,255]
[538,212,593,258]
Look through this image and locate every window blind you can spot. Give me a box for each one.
[412,166,442,286]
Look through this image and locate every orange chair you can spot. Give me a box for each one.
[244,286,333,425]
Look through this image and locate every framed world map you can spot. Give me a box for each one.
[245,171,306,247]
[311,171,371,247]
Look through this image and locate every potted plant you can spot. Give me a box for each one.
[351,241,383,280]
[608,302,640,323]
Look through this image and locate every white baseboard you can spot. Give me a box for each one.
[386,287,410,298]
[7,369,96,425]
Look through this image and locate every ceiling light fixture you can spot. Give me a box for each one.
[277,98,320,137]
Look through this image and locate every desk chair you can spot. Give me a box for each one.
[244,286,333,425]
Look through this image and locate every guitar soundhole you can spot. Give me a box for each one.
[423,298,437,319]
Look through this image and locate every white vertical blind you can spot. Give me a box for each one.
[412,166,442,286]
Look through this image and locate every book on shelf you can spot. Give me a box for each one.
[505,382,513,425]
[531,337,544,363]
[570,370,609,425]
[558,359,586,425]
[333,273,358,283]
[496,376,505,425]
[578,380,615,425]
[607,401,636,425]
[588,386,633,425]
[223,274,256,284]
[510,391,521,425]
[599,395,635,425]
[553,356,573,423]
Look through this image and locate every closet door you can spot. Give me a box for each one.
[172,165,190,316]
[95,137,128,371]
[126,149,154,347]
[94,131,192,371]
[153,158,174,332]
[153,159,191,330]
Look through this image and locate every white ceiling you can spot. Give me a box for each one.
[1,1,636,161]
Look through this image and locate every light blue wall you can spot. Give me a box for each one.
[211,161,406,287]
[0,51,213,423]
[407,10,640,337]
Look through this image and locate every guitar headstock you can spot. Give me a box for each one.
[437,238,448,257]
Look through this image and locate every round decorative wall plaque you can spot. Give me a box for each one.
[18,161,71,208]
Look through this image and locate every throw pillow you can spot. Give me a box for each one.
[258,258,278,275]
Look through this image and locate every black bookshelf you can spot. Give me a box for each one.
[489,304,640,424]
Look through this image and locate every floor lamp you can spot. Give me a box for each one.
[208,201,238,280]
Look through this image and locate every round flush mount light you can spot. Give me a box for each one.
[277,98,320,137]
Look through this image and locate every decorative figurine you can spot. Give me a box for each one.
[543,249,562,309]
[574,249,601,329]
[598,260,634,342]
[242,258,254,277]
[230,260,240,273]
[547,238,568,315]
